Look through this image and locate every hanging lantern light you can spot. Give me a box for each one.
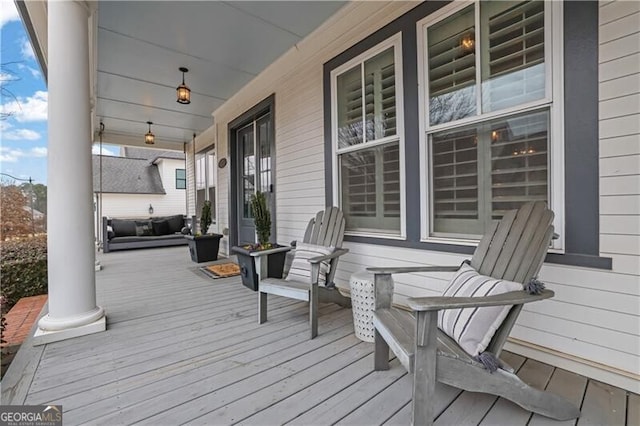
[176,67,191,104]
[145,121,155,145]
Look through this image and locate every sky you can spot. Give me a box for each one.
[0,1,117,185]
[0,0,48,184]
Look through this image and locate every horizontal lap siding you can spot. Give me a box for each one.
[599,0,640,280]
[595,0,640,390]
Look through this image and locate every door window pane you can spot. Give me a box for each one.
[241,128,255,219]
[481,1,545,112]
[428,5,476,125]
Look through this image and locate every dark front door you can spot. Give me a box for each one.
[236,113,275,245]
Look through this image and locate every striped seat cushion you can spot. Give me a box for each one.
[286,242,334,286]
[438,264,522,357]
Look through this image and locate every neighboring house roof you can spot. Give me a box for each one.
[122,147,185,162]
[92,155,166,194]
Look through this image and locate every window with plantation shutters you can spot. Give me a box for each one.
[424,0,556,239]
[333,37,403,235]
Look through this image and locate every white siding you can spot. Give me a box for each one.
[195,1,640,391]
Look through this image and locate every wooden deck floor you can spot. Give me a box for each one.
[2,247,638,425]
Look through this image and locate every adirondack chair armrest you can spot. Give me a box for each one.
[308,248,349,264]
[249,245,293,258]
[407,289,554,312]
[366,265,461,274]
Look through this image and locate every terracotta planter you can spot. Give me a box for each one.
[185,234,222,263]
[231,245,289,291]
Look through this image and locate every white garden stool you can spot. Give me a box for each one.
[349,270,394,342]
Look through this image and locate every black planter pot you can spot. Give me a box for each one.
[185,234,223,263]
[231,245,288,291]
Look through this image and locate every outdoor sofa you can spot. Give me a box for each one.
[102,215,194,253]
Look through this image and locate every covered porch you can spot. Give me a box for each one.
[2,247,637,425]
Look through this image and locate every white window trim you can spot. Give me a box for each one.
[331,32,406,239]
[417,0,564,250]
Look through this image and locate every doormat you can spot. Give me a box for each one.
[200,262,241,279]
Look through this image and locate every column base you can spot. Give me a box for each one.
[33,315,106,346]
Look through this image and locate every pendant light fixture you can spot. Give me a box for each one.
[145,121,155,145]
[176,67,191,104]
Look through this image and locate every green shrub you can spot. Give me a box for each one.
[200,200,212,235]
[250,191,271,247]
[0,235,48,315]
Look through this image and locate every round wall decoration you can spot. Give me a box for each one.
[218,158,227,168]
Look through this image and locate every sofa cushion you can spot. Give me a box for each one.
[110,234,186,243]
[152,219,171,236]
[165,215,185,234]
[135,220,153,236]
[437,264,522,357]
[111,219,137,237]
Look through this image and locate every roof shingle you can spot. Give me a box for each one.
[92,155,166,194]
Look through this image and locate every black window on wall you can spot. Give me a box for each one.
[176,168,186,189]
[323,0,610,269]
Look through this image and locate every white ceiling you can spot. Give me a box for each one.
[96,1,346,146]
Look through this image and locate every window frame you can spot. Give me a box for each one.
[417,0,565,250]
[175,168,186,190]
[330,32,407,239]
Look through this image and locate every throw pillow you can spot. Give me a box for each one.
[135,220,153,236]
[286,242,334,286]
[438,263,522,357]
[111,219,137,237]
[152,219,171,236]
[165,215,185,234]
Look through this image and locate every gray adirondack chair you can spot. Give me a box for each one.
[369,201,581,425]
[259,207,351,339]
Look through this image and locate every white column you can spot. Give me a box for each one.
[35,1,105,344]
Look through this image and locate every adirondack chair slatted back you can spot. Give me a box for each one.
[303,207,345,248]
[469,201,554,355]
[470,201,554,284]
[284,209,342,280]
[300,207,345,284]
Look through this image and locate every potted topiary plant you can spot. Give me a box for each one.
[185,200,223,263]
[232,191,290,291]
